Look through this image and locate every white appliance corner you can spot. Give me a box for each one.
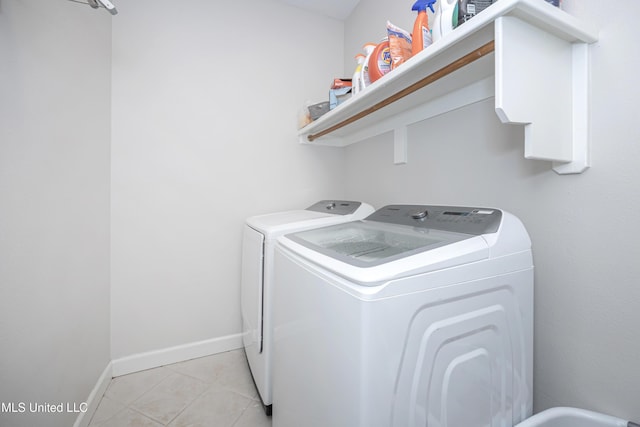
[111,333,244,377]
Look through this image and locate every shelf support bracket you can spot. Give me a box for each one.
[553,42,590,174]
[494,15,591,174]
[394,126,408,165]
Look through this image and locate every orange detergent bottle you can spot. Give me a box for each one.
[411,0,436,56]
[367,38,391,84]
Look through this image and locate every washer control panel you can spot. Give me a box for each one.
[366,205,502,235]
[306,200,364,216]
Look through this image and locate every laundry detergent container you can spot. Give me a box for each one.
[515,407,636,427]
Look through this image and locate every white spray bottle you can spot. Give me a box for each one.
[432,0,458,42]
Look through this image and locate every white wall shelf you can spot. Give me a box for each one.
[298,0,598,174]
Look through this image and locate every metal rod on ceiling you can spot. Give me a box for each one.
[67,0,118,15]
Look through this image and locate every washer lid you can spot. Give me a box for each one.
[286,220,474,268]
[245,201,375,237]
[247,209,335,234]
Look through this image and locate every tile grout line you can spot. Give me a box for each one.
[125,406,165,426]
[127,370,191,425]
[104,366,173,407]
[161,376,216,427]
[228,391,257,427]
[87,390,125,426]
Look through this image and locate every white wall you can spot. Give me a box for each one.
[110,0,346,360]
[0,1,112,427]
[343,0,640,420]
[4,0,637,423]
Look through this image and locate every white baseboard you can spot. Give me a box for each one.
[73,362,113,427]
[111,333,243,377]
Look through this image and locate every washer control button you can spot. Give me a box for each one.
[411,210,428,219]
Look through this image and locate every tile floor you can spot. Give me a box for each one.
[88,349,272,427]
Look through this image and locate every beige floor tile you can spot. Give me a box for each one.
[130,372,210,424]
[96,407,163,427]
[166,350,257,399]
[104,367,172,406]
[88,396,126,426]
[91,349,271,427]
[168,388,252,427]
[232,401,272,427]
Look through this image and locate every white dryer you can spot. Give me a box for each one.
[240,200,374,414]
[272,205,533,427]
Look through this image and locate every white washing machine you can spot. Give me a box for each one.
[272,205,533,427]
[240,200,374,414]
